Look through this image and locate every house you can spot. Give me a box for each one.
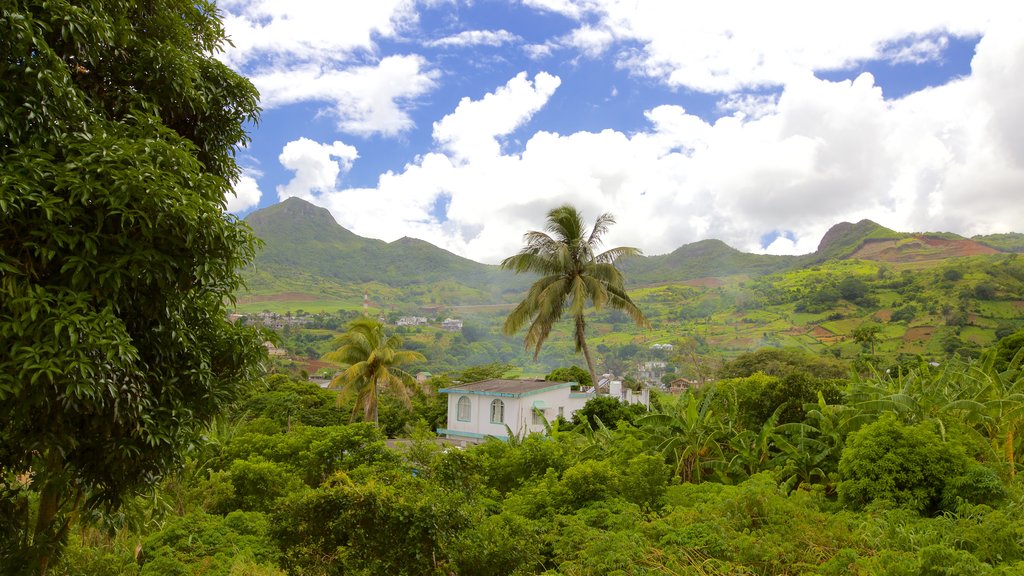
[636,361,667,385]
[436,379,593,442]
[650,343,674,352]
[396,316,428,326]
[441,318,463,332]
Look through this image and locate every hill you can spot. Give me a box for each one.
[621,239,794,284]
[242,197,527,305]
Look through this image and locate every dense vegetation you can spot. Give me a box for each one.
[0,0,265,572]
[42,330,1024,575]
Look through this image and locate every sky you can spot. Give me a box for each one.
[219,0,1024,265]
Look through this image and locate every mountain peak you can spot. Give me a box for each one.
[815,219,898,259]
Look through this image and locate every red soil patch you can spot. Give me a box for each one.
[298,358,338,374]
[809,325,834,338]
[683,277,726,288]
[903,326,936,342]
[874,309,893,322]
[239,292,321,303]
[850,236,998,262]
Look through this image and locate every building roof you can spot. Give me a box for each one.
[439,378,575,397]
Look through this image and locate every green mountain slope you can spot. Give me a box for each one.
[243,197,527,301]
[621,239,794,284]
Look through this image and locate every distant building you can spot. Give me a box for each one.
[636,361,667,384]
[396,316,428,326]
[650,343,674,352]
[441,318,463,331]
[437,379,593,442]
[263,341,286,357]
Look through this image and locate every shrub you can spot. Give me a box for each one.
[838,415,986,515]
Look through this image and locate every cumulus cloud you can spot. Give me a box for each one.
[276,138,359,201]
[427,29,520,48]
[252,55,439,136]
[218,0,416,68]
[218,1,436,137]
[539,1,1019,92]
[432,72,562,162]
[226,170,263,213]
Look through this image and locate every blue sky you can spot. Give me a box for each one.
[219,1,1024,264]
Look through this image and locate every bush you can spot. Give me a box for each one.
[838,415,984,515]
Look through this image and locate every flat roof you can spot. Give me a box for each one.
[439,378,575,397]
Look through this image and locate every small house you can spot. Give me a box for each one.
[436,379,593,442]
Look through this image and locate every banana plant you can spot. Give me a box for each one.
[639,391,727,484]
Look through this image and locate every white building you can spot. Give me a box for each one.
[437,379,593,442]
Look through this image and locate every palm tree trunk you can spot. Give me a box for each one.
[1006,427,1016,479]
[576,316,600,395]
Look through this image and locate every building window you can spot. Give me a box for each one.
[558,406,564,418]
[457,396,471,422]
[532,408,545,426]
[490,399,505,424]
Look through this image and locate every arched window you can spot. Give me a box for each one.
[457,396,472,421]
[489,399,505,424]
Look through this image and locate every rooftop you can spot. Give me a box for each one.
[439,378,575,397]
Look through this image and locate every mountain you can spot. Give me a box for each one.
[242,197,526,299]
[240,199,1020,312]
[621,239,794,284]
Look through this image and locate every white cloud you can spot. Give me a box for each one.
[427,29,520,48]
[276,138,359,201]
[218,0,417,68]
[252,55,439,136]
[226,171,263,213]
[218,2,436,137]
[541,1,1020,92]
[432,72,562,162]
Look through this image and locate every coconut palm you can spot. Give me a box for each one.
[324,318,426,426]
[501,204,649,390]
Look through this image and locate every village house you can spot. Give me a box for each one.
[396,316,428,327]
[437,378,649,443]
[436,379,593,442]
[441,318,463,332]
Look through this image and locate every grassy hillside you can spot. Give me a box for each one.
[242,197,528,306]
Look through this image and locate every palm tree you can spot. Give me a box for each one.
[501,204,649,391]
[324,318,426,425]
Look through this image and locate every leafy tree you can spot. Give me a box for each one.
[718,347,848,380]
[853,322,883,355]
[572,396,647,430]
[838,276,869,302]
[837,415,990,515]
[453,362,515,383]
[546,365,593,388]
[324,318,426,426]
[501,204,649,391]
[0,0,264,571]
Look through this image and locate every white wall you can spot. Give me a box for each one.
[443,387,591,439]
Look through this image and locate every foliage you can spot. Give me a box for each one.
[572,396,647,430]
[139,511,282,575]
[546,365,593,388]
[0,0,265,570]
[718,347,849,379]
[837,415,983,514]
[501,204,649,388]
[41,317,1024,575]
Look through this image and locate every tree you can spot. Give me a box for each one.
[325,318,426,426]
[501,204,649,390]
[1,1,264,571]
[546,365,593,388]
[853,322,883,355]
